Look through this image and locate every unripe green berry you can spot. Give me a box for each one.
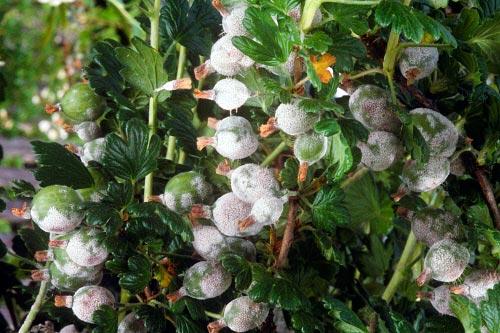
[60,83,105,123]
[230,163,281,204]
[357,131,403,171]
[219,296,269,332]
[162,171,212,213]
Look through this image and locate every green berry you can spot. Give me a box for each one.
[419,239,469,284]
[49,262,103,292]
[118,312,146,333]
[230,163,281,204]
[175,261,231,300]
[70,286,115,323]
[60,83,105,123]
[293,132,328,165]
[358,131,403,171]
[162,171,212,213]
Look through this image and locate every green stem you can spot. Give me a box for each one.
[143,0,161,200]
[205,311,223,319]
[18,280,49,333]
[381,232,418,302]
[166,136,177,161]
[349,68,385,80]
[260,141,289,167]
[398,42,451,49]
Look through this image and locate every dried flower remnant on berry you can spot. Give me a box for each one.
[229,163,281,204]
[207,296,269,333]
[293,132,328,182]
[239,196,284,231]
[401,157,450,193]
[357,131,403,171]
[399,47,439,82]
[409,208,461,247]
[167,261,231,302]
[417,239,469,286]
[450,270,500,303]
[194,78,250,111]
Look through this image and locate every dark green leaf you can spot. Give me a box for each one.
[323,4,371,35]
[92,305,118,333]
[359,235,392,278]
[174,314,203,333]
[401,118,430,165]
[103,118,161,181]
[31,141,93,189]
[119,255,152,293]
[292,311,325,333]
[183,298,207,321]
[160,93,197,153]
[313,230,344,263]
[299,98,344,114]
[480,284,500,333]
[329,34,367,72]
[116,38,169,97]
[18,226,49,254]
[160,0,220,56]
[338,119,369,146]
[221,253,252,290]
[304,31,333,53]
[412,11,457,48]
[385,311,415,333]
[279,158,299,190]
[136,305,168,333]
[312,186,350,232]
[375,1,424,43]
[323,296,368,333]
[450,295,482,333]
[314,119,341,137]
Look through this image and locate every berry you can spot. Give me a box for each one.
[401,157,450,193]
[293,132,328,182]
[192,225,256,261]
[161,171,212,213]
[55,285,115,324]
[399,47,439,82]
[428,285,454,316]
[221,4,248,36]
[118,312,147,333]
[450,270,500,303]
[409,208,461,247]
[210,35,254,77]
[197,116,258,160]
[73,121,101,142]
[357,131,403,171]
[167,261,231,302]
[32,262,102,292]
[207,296,269,333]
[239,196,284,231]
[194,78,250,111]
[409,108,458,158]
[260,100,318,137]
[229,163,281,204]
[211,192,257,237]
[417,239,469,286]
[31,185,83,234]
[59,325,79,333]
[60,83,105,123]
[348,84,401,133]
[81,137,106,166]
[64,228,108,267]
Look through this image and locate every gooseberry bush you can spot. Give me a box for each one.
[1,0,499,332]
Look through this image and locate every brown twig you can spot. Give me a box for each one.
[274,198,298,268]
[368,313,378,333]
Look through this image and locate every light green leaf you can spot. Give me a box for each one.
[450,294,482,333]
[480,284,500,333]
[375,0,424,43]
[323,296,368,333]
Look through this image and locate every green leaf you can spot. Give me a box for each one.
[323,3,370,35]
[103,118,161,181]
[325,133,354,182]
[450,295,482,333]
[312,186,350,232]
[160,93,197,153]
[119,255,152,293]
[18,226,49,254]
[221,253,252,290]
[329,33,367,72]
[116,38,169,97]
[92,305,118,333]
[401,118,430,165]
[174,314,203,333]
[314,119,341,137]
[160,0,220,56]
[155,204,193,240]
[299,98,344,114]
[291,311,325,333]
[375,1,424,43]
[480,284,500,333]
[467,202,493,227]
[467,14,500,67]
[232,7,295,66]
[359,235,392,278]
[136,305,168,333]
[323,296,368,333]
[280,158,299,190]
[344,173,394,235]
[31,141,93,189]
[313,230,344,263]
[412,11,457,48]
[385,311,415,333]
[304,31,333,53]
[0,239,6,258]
[9,180,36,199]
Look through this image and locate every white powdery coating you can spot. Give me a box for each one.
[461,270,500,302]
[293,132,328,164]
[348,85,401,133]
[184,261,231,299]
[192,225,227,260]
[180,193,194,211]
[59,325,80,333]
[210,35,254,77]
[399,47,439,81]
[223,296,269,332]
[33,206,82,234]
[161,192,177,211]
[410,208,460,247]
[214,116,258,160]
[118,312,147,333]
[74,121,101,142]
[251,196,284,226]
[213,78,250,110]
[81,138,106,165]
[222,5,248,36]
[66,229,108,267]
[212,192,252,237]
[275,101,318,136]
[230,163,281,204]
[72,286,115,324]
[430,285,454,316]
[424,239,469,283]
[402,157,450,193]
[191,175,212,201]
[409,108,458,158]
[357,131,403,171]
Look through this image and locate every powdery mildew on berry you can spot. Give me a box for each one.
[210,35,254,77]
[230,164,281,204]
[163,171,212,213]
[183,261,231,299]
[192,225,227,260]
[212,78,250,110]
[66,228,108,267]
[71,286,115,324]
[410,208,461,247]
[222,4,248,36]
[357,131,403,171]
[275,101,318,136]
[213,116,258,160]
[293,132,328,164]
[459,270,500,302]
[59,325,80,333]
[399,47,439,81]
[226,237,256,261]
[81,137,106,165]
[251,196,284,226]
[49,262,103,292]
[212,192,252,237]
[401,157,450,192]
[348,84,401,133]
[223,296,269,332]
[30,185,83,234]
[430,285,454,316]
[424,239,469,283]
[74,121,101,142]
[118,312,147,333]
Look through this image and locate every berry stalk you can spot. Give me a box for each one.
[18,278,49,333]
[144,0,162,201]
[261,141,289,167]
